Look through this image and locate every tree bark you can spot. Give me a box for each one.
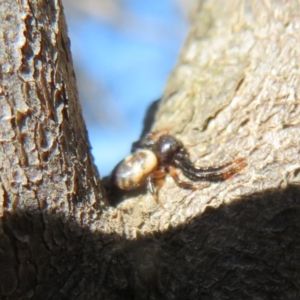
[1,0,300,299]
[0,0,104,298]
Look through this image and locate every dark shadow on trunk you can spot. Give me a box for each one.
[2,185,300,299]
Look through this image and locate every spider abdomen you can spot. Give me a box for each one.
[112,149,158,190]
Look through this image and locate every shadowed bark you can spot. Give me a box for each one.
[1,0,300,299]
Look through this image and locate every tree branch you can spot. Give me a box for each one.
[1,0,300,299]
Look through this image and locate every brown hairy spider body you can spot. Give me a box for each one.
[112,132,245,201]
[113,149,158,190]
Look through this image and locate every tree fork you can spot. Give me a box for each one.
[1,0,300,299]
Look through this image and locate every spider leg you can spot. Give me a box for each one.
[175,156,246,181]
[215,158,246,180]
[147,176,157,200]
[192,157,244,173]
[175,152,245,173]
[134,129,170,151]
[167,166,210,189]
[146,169,166,206]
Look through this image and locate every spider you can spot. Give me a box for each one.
[111,131,245,201]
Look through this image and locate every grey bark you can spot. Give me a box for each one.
[1,0,300,299]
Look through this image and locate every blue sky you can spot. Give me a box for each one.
[65,1,188,176]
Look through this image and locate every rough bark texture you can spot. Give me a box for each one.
[1,0,300,299]
[0,0,105,298]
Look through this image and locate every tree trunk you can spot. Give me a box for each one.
[1,0,300,299]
